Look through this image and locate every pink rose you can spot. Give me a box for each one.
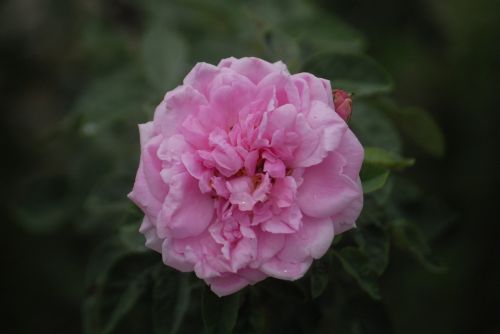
[129,57,364,296]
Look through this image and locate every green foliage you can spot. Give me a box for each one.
[202,289,241,334]
[334,247,381,299]
[83,227,151,334]
[391,219,446,273]
[361,147,414,193]
[286,14,366,55]
[354,222,390,276]
[15,174,74,233]
[303,53,394,96]
[142,24,189,93]
[309,252,334,298]
[350,99,402,153]
[361,165,390,194]
[261,29,301,70]
[361,147,414,194]
[71,69,151,130]
[380,101,446,157]
[152,269,192,334]
[101,268,151,334]
[364,147,415,169]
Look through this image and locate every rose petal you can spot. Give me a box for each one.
[260,257,313,281]
[128,162,162,221]
[158,85,208,138]
[297,151,362,218]
[219,57,288,84]
[278,216,334,262]
[332,177,363,234]
[158,172,214,238]
[161,238,194,272]
[183,62,220,97]
[139,216,162,253]
[291,101,347,167]
[293,72,333,108]
[336,129,365,180]
[206,274,250,297]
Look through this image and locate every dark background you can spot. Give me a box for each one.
[1,0,499,333]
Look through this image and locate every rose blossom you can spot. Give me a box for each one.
[129,57,364,296]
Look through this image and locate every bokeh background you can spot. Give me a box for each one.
[1,0,499,333]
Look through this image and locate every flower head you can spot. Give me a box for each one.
[129,57,364,296]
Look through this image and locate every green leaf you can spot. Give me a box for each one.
[383,106,445,157]
[350,100,402,153]
[85,239,140,289]
[202,287,241,334]
[259,278,308,302]
[302,53,393,96]
[240,0,314,28]
[82,173,141,233]
[334,296,392,334]
[364,147,415,169]
[354,223,390,276]
[83,236,151,334]
[152,268,191,334]
[361,164,390,194]
[334,247,381,299]
[71,68,150,128]
[232,289,267,334]
[391,179,457,240]
[79,19,130,72]
[287,15,365,54]
[142,24,189,92]
[391,219,446,272]
[83,290,100,334]
[310,259,331,299]
[119,223,148,253]
[83,252,157,334]
[69,68,153,169]
[310,272,329,299]
[262,29,301,71]
[102,270,150,334]
[15,174,73,233]
[373,176,395,206]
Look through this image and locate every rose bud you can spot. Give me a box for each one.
[333,89,352,122]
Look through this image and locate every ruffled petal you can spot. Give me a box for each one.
[336,129,365,180]
[128,161,162,221]
[219,57,288,84]
[257,71,300,108]
[260,205,302,234]
[157,85,209,138]
[278,216,334,262]
[139,216,162,253]
[260,257,313,281]
[293,72,333,108]
[157,171,214,238]
[332,177,363,234]
[230,237,258,272]
[161,238,194,272]
[255,231,286,263]
[183,62,220,97]
[290,101,347,167]
[297,151,362,218]
[207,274,250,297]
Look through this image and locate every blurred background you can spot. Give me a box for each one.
[1,0,499,333]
